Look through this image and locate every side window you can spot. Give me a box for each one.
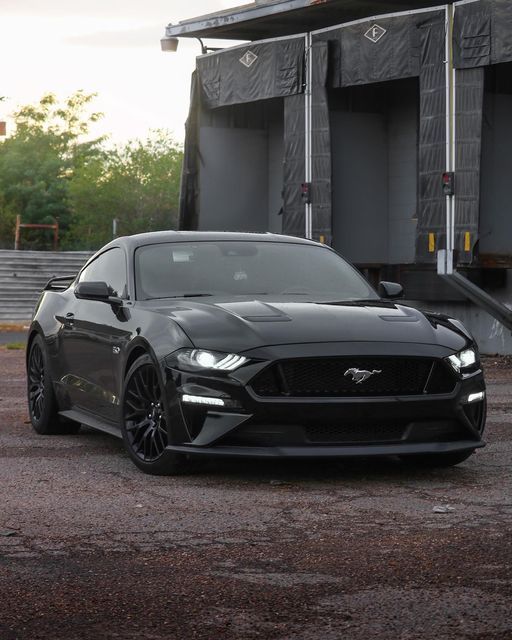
[79,248,128,298]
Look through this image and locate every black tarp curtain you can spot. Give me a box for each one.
[179,37,306,233]
[179,71,200,231]
[282,42,331,240]
[453,0,512,263]
[313,10,447,262]
[180,1,512,265]
[197,38,305,108]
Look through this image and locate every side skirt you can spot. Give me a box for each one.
[59,409,122,439]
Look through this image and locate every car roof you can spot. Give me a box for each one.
[101,231,324,253]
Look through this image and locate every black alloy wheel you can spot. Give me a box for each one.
[28,341,45,422]
[121,354,192,475]
[123,362,169,462]
[27,334,80,435]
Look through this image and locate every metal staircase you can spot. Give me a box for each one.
[0,250,92,323]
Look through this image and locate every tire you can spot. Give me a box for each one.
[27,334,81,435]
[120,354,193,475]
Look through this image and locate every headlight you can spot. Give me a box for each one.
[172,349,248,372]
[447,347,479,374]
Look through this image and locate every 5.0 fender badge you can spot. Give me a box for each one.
[344,368,382,384]
[364,24,387,44]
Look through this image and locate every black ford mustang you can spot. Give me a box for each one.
[26,232,486,475]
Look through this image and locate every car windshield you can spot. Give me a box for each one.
[135,241,378,302]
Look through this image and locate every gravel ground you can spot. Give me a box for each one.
[0,348,511,640]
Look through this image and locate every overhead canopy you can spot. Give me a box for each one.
[165,0,454,41]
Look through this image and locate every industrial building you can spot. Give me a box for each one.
[162,0,512,353]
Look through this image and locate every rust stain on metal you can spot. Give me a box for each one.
[478,253,512,268]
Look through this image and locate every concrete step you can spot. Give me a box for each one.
[0,284,46,293]
[0,316,33,322]
[0,270,79,279]
[0,258,86,263]
[0,259,88,267]
[0,268,81,276]
[0,276,51,283]
[1,303,41,312]
[0,250,92,322]
[0,250,91,259]
[0,289,42,300]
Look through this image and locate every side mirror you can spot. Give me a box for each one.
[378,281,404,300]
[75,281,122,306]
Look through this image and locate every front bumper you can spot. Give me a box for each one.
[163,352,486,459]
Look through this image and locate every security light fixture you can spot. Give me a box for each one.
[160,34,221,55]
[160,36,179,52]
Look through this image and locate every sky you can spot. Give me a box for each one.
[0,0,246,144]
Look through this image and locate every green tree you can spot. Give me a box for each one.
[65,130,183,250]
[0,91,103,248]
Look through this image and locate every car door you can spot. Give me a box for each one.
[58,247,130,422]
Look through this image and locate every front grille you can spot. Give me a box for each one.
[250,357,457,398]
[426,362,458,395]
[305,422,406,443]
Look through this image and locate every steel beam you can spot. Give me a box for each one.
[440,271,512,332]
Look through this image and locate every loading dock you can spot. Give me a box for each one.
[198,97,284,234]
[330,78,419,265]
[480,62,512,263]
[164,0,512,352]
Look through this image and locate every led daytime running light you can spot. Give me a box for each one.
[182,394,225,406]
[213,354,247,371]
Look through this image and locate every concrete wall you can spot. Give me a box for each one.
[330,78,418,265]
[387,84,417,264]
[480,90,512,256]
[198,100,284,234]
[267,116,284,233]
[0,250,91,322]
[331,110,389,263]
[199,126,270,232]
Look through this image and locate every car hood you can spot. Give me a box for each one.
[152,298,468,354]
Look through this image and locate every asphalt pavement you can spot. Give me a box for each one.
[0,348,511,640]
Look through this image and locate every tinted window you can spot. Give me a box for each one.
[135,241,377,302]
[79,248,128,298]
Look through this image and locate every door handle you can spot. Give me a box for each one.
[63,312,75,327]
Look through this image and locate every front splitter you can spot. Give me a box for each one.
[166,440,485,459]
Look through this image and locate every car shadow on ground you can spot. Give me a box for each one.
[199,456,478,484]
[78,426,478,485]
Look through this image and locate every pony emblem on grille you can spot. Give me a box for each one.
[344,368,382,384]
